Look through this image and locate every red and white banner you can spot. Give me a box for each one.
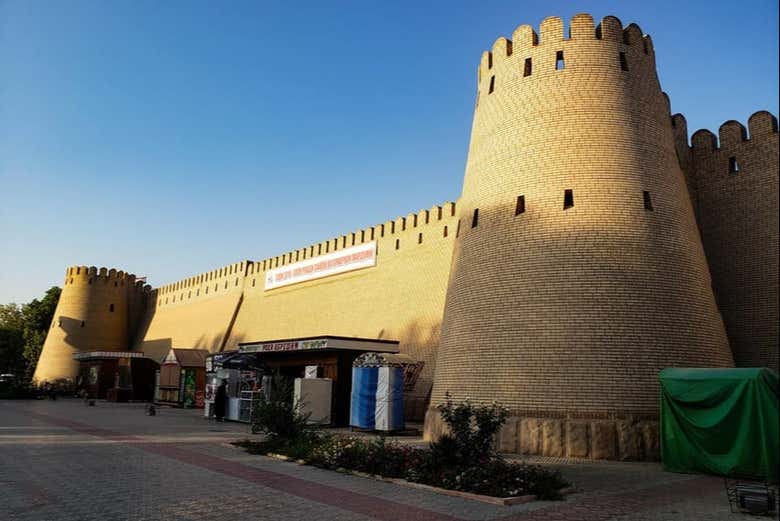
[264,241,376,290]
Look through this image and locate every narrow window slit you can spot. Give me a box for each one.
[523,58,532,77]
[556,51,565,70]
[563,189,574,210]
[729,157,739,174]
[471,208,479,228]
[643,191,654,211]
[620,52,628,71]
[515,195,526,215]
[488,76,495,94]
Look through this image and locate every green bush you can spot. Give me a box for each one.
[251,374,312,442]
[236,393,569,500]
[438,392,508,464]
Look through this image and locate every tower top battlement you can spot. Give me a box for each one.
[477,14,653,81]
[63,265,150,292]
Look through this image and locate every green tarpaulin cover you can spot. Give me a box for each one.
[660,368,779,482]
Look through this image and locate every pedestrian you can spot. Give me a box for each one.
[214,379,227,422]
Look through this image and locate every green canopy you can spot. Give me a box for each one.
[659,368,778,482]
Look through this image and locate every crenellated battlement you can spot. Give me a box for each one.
[150,200,459,308]
[684,111,778,161]
[477,14,654,88]
[250,200,458,275]
[63,265,150,292]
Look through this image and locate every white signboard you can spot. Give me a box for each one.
[264,241,376,290]
[241,338,329,353]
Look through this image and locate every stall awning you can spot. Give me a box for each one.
[73,351,149,361]
[238,335,400,354]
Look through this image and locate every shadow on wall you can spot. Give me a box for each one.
[57,316,86,344]
[192,330,248,354]
[374,319,442,422]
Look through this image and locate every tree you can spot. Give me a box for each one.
[0,287,61,380]
[21,287,61,377]
[0,303,24,331]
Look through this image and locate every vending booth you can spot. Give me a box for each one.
[73,351,158,401]
[156,348,209,408]
[204,351,267,422]
[235,336,402,426]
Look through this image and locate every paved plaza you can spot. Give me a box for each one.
[0,399,745,521]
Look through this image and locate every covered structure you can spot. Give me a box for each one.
[237,335,401,425]
[73,351,158,401]
[157,348,209,407]
[660,368,779,482]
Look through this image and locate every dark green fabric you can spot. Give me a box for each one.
[660,368,779,482]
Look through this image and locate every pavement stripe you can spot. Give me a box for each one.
[17,409,460,521]
[13,407,724,521]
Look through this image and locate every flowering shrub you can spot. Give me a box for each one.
[236,395,569,500]
[437,392,509,463]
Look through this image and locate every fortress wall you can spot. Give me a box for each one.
[225,203,459,406]
[688,112,779,368]
[131,261,250,362]
[429,14,733,457]
[130,203,459,408]
[33,266,148,383]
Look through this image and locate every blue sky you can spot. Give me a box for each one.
[1,0,777,303]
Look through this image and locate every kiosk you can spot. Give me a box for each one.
[156,348,208,408]
[73,351,158,401]
[236,336,402,426]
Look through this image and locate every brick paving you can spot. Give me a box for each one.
[0,399,744,520]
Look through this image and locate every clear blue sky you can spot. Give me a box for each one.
[1,0,777,303]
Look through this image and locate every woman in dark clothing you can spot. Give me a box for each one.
[214,379,227,421]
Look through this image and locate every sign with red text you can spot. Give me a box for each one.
[264,241,376,290]
[241,338,329,353]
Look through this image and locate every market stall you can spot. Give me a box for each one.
[156,348,208,408]
[73,351,158,401]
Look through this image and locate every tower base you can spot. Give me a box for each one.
[423,408,660,461]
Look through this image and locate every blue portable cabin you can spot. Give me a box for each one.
[350,352,415,431]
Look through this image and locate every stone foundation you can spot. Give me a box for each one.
[423,410,660,461]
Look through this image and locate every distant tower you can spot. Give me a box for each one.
[429,14,733,452]
[32,266,146,383]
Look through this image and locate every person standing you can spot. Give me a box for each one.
[214,379,227,422]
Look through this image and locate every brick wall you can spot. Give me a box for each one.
[686,112,779,369]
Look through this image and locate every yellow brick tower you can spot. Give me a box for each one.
[427,14,735,458]
[32,266,147,383]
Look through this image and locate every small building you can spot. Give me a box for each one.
[236,335,401,425]
[156,348,209,407]
[73,351,158,401]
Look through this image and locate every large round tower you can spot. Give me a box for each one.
[32,266,145,383]
[427,14,734,459]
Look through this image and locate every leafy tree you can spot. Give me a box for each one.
[21,287,61,377]
[0,303,24,331]
[0,326,25,375]
[0,287,61,380]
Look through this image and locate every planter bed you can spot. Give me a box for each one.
[232,438,572,504]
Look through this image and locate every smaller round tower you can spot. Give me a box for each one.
[32,266,146,383]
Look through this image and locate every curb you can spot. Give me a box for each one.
[259,452,576,506]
